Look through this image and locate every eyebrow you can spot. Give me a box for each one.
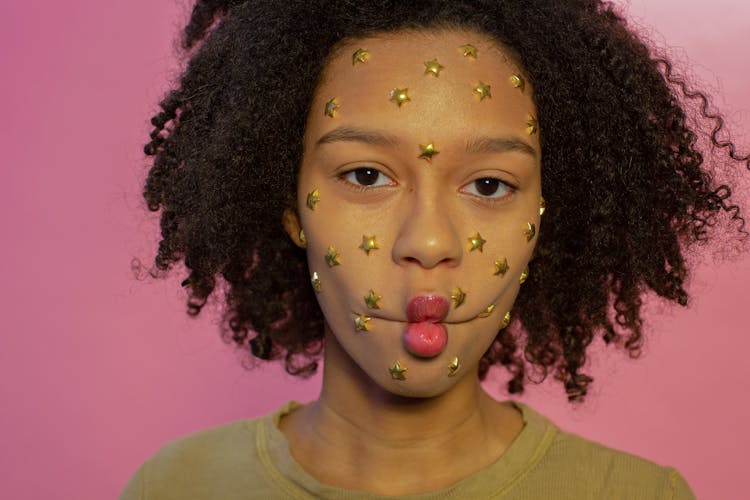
[316,126,401,149]
[465,136,537,158]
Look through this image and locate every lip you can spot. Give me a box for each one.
[406,295,450,323]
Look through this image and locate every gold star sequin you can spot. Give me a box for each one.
[509,74,525,92]
[459,44,478,59]
[478,304,495,318]
[448,357,461,377]
[389,87,411,107]
[389,360,407,380]
[526,114,538,135]
[494,258,509,276]
[306,189,320,210]
[324,245,341,267]
[468,232,486,252]
[418,142,439,162]
[352,48,370,65]
[524,222,536,242]
[359,235,378,255]
[451,287,466,308]
[539,196,546,216]
[364,289,382,309]
[298,229,307,248]
[473,81,491,101]
[354,314,371,331]
[324,97,339,118]
[501,311,511,329]
[311,272,321,292]
[519,266,529,284]
[423,58,444,77]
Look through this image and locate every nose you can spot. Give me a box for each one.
[391,191,463,269]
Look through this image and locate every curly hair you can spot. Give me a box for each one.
[142,0,748,401]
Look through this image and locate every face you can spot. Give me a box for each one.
[292,29,542,397]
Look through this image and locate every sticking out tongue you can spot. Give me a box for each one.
[403,295,450,358]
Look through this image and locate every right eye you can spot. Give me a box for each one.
[340,167,395,188]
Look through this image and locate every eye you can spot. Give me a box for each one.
[461,177,515,199]
[340,167,395,188]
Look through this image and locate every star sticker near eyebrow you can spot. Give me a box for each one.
[364,289,382,309]
[473,81,491,101]
[324,245,341,267]
[324,97,340,118]
[359,235,379,255]
[468,232,486,252]
[423,58,444,77]
[459,44,478,59]
[526,114,538,135]
[418,142,439,162]
[352,48,370,65]
[389,360,407,380]
[389,87,411,107]
[306,189,320,210]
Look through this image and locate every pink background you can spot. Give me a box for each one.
[1,1,748,498]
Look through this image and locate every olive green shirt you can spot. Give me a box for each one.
[120,401,695,499]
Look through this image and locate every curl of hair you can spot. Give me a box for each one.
[143,0,748,400]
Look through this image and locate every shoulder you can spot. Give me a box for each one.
[511,403,696,500]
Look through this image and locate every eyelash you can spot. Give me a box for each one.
[337,166,517,202]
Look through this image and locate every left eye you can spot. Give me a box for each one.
[341,167,394,187]
[462,178,514,199]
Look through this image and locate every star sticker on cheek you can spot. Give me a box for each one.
[310,272,321,292]
[526,114,538,135]
[509,74,525,92]
[352,48,370,65]
[500,311,511,329]
[423,58,444,77]
[539,196,546,216]
[359,235,379,255]
[389,360,407,380]
[448,357,461,377]
[418,143,439,162]
[494,257,510,276]
[364,289,382,309]
[473,81,491,101]
[524,222,536,242]
[354,314,372,332]
[451,287,467,308]
[519,266,529,284]
[324,246,341,267]
[468,232,486,252]
[306,189,320,210]
[389,87,411,107]
[477,304,495,318]
[324,97,339,118]
[459,44,478,59]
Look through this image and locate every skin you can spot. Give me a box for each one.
[281,29,542,495]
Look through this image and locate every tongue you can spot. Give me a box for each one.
[403,322,448,358]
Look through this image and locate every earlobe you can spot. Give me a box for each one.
[282,208,306,248]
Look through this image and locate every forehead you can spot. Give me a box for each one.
[306,29,538,147]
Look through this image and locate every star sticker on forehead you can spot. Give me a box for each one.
[359,235,379,255]
[352,48,370,65]
[389,87,411,107]
[459,44,478,59]
[418,142,439,162]
[473,81,491,101]
[364,289,382,309]
[354,314,371,332]
[451,287,467,308]
[324,245,341,267]
[389,360,407,380]
[509,74,525,92]
[324,97,339,118]
[468,232,486,252]
[423,58,444,77]
[526,114,538,135]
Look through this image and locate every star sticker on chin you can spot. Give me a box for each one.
[389,360,407,380]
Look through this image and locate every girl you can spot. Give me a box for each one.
[122,1,747,498]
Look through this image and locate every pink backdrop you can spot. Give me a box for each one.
[1,1,748,498]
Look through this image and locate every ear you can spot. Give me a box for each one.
[282,208,306,248]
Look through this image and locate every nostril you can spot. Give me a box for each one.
[403,257,420,264]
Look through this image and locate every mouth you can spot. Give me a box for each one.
[406,295,450,323]
[403,295,451,358]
